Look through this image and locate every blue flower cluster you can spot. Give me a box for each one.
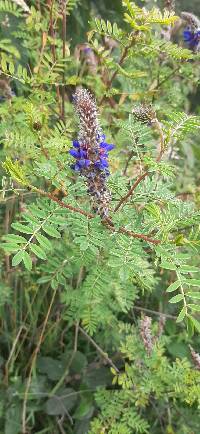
[183,28,200,49]
[69,135,114,176]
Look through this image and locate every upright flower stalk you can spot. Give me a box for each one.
[69,88,114,217]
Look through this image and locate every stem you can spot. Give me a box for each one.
[49,321,79,397]
[47,0,62,116]
[31,186,160,245]
[79,326,120,373]
[31,186,94,218]
[61,0,67,123]
[123,150,135,176]
[103,218,160,245]
[22,287,58,433]
[114,171,148,212]
[99,37,135,105]
[133,306,176,320]
[114,117,165,213]
[176,270,188,315]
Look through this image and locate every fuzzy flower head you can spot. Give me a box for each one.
[132,103,157,125]
[69,88,115,216]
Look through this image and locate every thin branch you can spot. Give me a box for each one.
[22,287,58,433]
[99,37,135,105]
[123,150,135,176]
[31,186,160,245]
[132,305,176,320]
[79,326,120,373]
[114,170,148,212]
[47,0,62,116]
[49,321,79,397]
[114,118,165,213]
[4,326,26,385]
[31,186,94,218]
[61,0,67,123]
[104,218,160,245]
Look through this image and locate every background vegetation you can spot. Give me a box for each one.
[1,0,200,433]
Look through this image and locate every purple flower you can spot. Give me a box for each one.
[94,157,109,170]
[183,28,200,49]
[72,140,80,148]
[69,88,115,216]
[83,47,92,53]
[69,137,114,175]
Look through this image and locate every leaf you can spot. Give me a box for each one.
[187,292,200,299]
[160,261,176,270]
[186,316,194,338]
[189,315,200,334]
[188,304,200,312]
[12,250,24,266]
[176,306,187,323]
[73,396,94,420]
[45,388,77,415]
[3,234,27,244]
[12,222,33,234]
[42,224,61,238]
[29,244,47,260]
[169,294,184,303]
[22,251,32,270]
[184,279,200,287]
[8,61,14,75]
[166,281,180,292]
[1,243,20,253]
[180,265,200,273]
[35,234,52,251]
[51,278,59,290]
[37,357,66,381]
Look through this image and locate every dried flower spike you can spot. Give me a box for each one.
[132,104,157,125]
[189,345,200,370]
[140,315,153,356]
[69,88,115,217]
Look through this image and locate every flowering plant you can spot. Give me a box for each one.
[1,1,200,433]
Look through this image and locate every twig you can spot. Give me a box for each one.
[47,0,62,116]
[114,118,165,213]
[99,37,135,105]
[31,186,94,218]
[132,305,176,320]
[49,321,79,397]
[22,287,58,433]
[4,326,26,385]
[123,150,135,176]
[79,326,120,373]
[104,218,160,245]
[114,171,148,212]
[32,186,160,245]
[61,0,67,123]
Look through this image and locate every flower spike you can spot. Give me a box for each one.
[69,88,115,217]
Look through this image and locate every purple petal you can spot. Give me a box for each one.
[100,158,109,168]
[95,158,109,169]
[71,163,81,171]
[78,159,91,168]
[100,142,115,151]
[97,133,106,141]
[84,47,92,53]
[73,140,80,148]
[69,149,80,158]
[79,149,87,158]
[183,30,193,42]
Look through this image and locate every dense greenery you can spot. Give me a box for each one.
[1,0,200,433]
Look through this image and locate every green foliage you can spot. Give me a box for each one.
[1,0,200,433]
